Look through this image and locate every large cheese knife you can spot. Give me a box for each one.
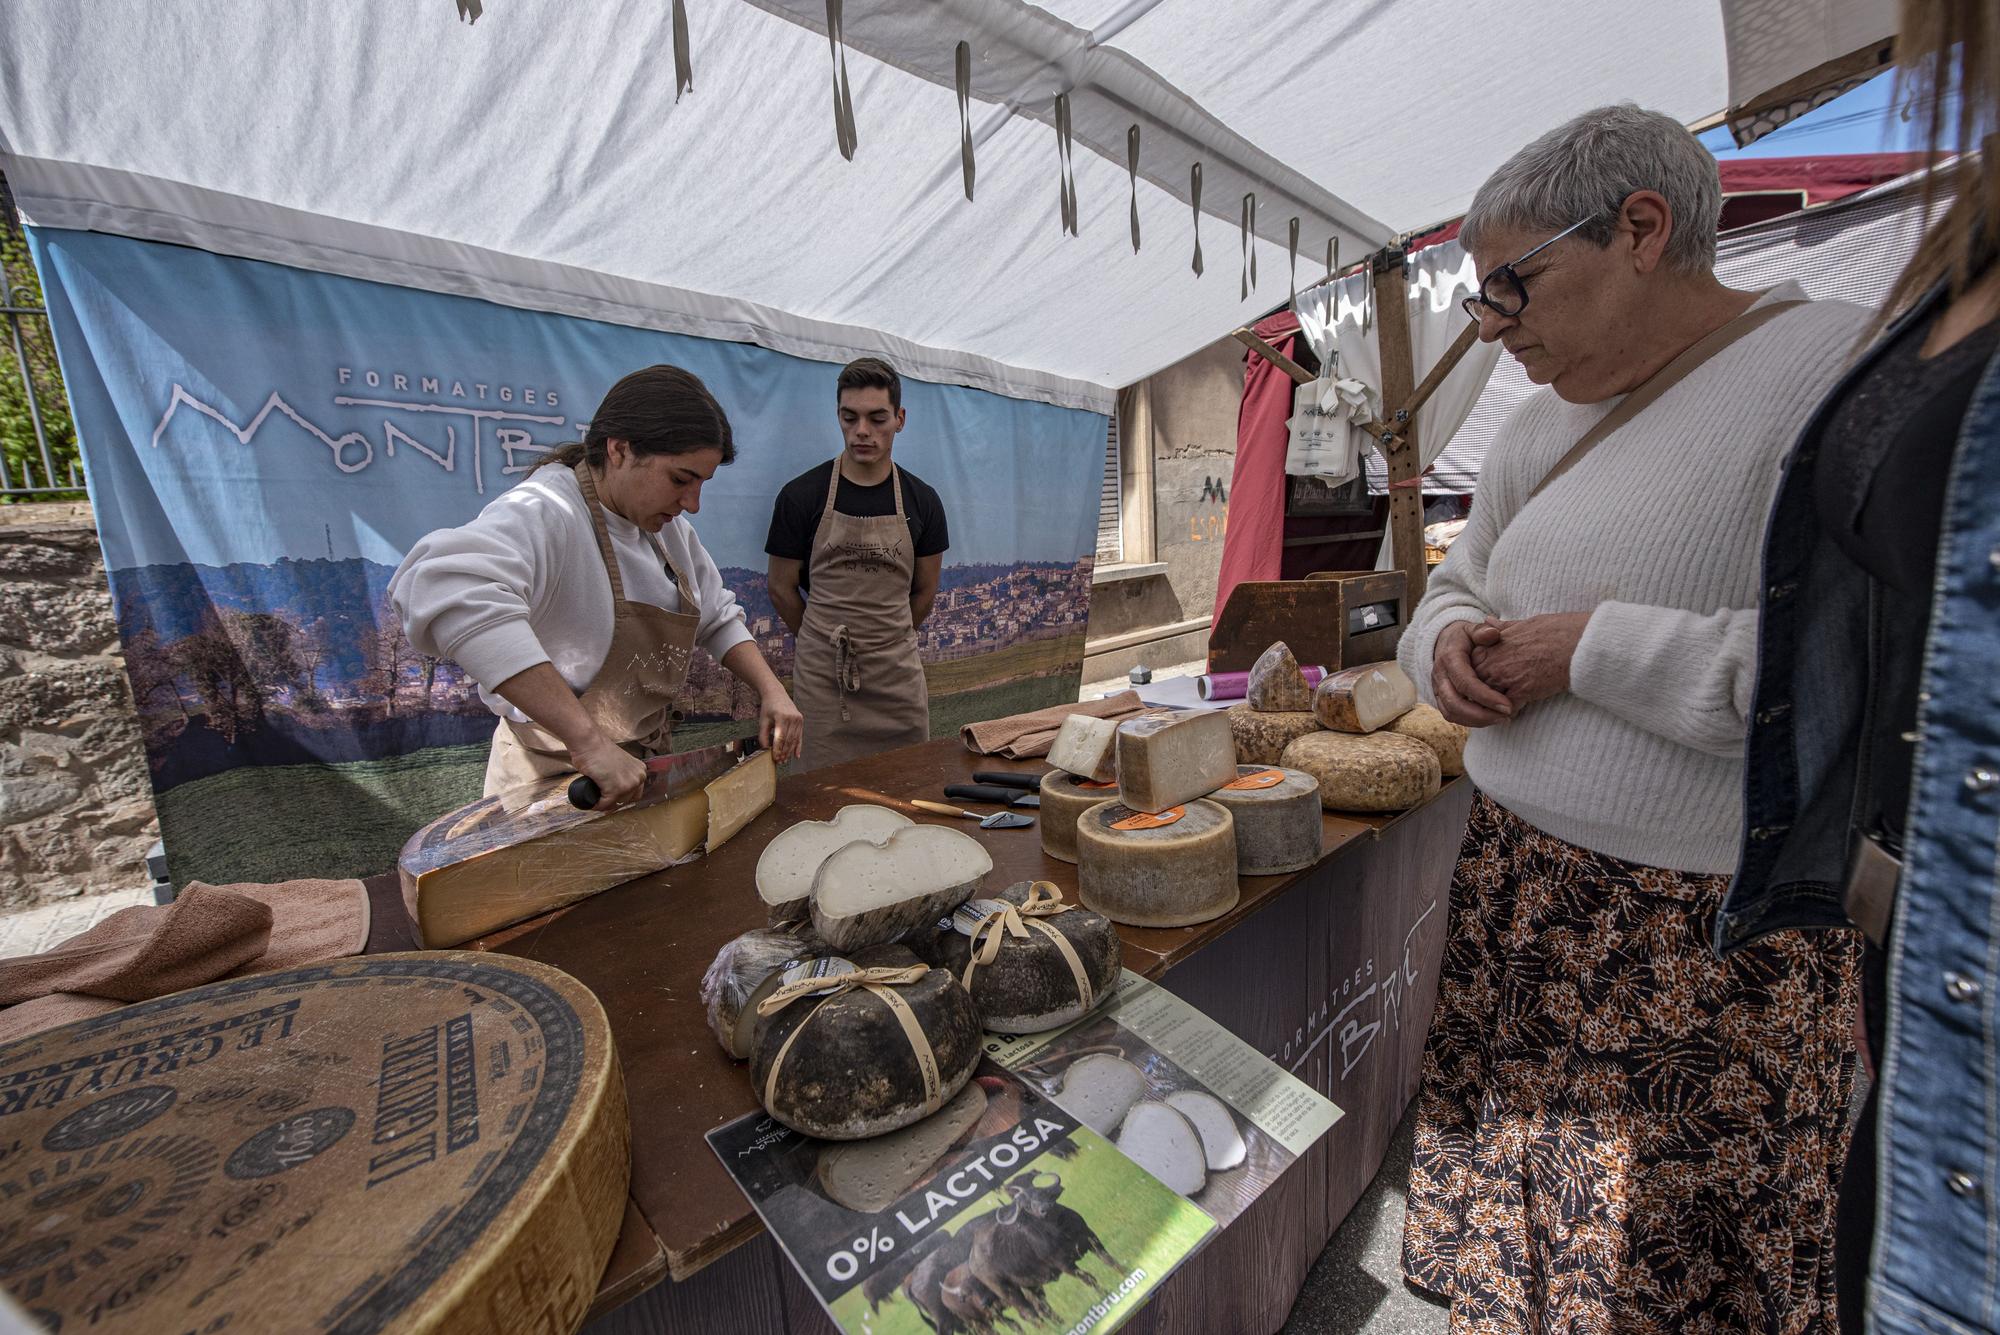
[566,738,752,811]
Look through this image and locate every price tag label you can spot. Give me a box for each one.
[1224,769,1287,791]
[1078,779,1118,790]
[1109,805,1185,830]
[777,957,856,987]
[950,898,1013,936]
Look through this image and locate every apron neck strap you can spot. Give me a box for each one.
[574,464,628,604]
[823,458,905,521]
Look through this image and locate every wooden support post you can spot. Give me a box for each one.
[1371,246,1427,602]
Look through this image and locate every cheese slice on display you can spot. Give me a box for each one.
[1113,710,1238,814]
[1047,713,1120,782]
[1312,663,1419,733]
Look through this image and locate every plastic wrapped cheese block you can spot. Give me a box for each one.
[1114,710,1238,814]
[1312,662,1419,733]
[926,881,1121,1032]
[1226,705,1323,766]
[1281,730,1441,812]
[1207,765,1324,876]
[809,824,993,951]
[1047,713,1120,781]
[701,926,833,1060]
[1039,770,1121,864]
[1385,703,1469,777]
[751,963,983,1139]
[1075,798,1239,927]
[1246,641,1314,712]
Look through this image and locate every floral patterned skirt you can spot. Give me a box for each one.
[1402,792,1860,1335]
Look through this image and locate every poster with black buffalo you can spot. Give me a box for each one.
[985,971,1343,1228]
[707,1066,1216,1334]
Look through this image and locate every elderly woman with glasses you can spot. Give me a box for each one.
[1397,104,1869,1333]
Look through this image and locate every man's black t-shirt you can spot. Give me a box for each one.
[764,459,950,594]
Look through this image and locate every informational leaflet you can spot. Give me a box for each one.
[707,1063,1216,1335]
[984,971,1343,1227]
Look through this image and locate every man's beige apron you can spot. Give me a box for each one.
[793,463,930,770]
[483,465,701,796]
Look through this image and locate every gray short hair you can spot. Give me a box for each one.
[1460,104,1722,274]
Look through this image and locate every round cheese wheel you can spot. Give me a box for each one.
[1281,730,1441,812]
[1039,771,1120,864]
[1207,765,1325,876]
[0,952,628,1335]
[1226,705,1321,767]
[928,882,1121,1032]
[751,966,982,1141]
[1385,703,1469,777]
[1075,798,1239,928]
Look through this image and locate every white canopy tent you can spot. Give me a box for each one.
[0,0,1894,415]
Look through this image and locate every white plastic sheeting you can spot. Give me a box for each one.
[0,0,1894,409]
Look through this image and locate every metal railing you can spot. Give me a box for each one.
[0,175,83,499]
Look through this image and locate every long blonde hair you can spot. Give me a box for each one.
[1882,2,2000,321]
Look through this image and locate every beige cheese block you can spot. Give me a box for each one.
[1226,705,1322,766]
[1075,797,1239,928]
[707,749,777,850]
[1246,641,1314,712]
[1048,714,1120,782]
[1385,704,1469,777]
[1313,662,1419,733]
[1039,770,1121,864]
[1115,710,1238,814]
[1281,730,1441,813]
[0,952,629,1335]
[1207,765,1325,876]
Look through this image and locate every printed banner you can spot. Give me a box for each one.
[28,229,1106,886]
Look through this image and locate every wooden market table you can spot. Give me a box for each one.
[368,737,1472,1334]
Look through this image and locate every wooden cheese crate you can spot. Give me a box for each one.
[1205,570,1408,674]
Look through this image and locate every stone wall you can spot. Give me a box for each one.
[0,504,157,907]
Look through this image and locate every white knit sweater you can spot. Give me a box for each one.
[1399,282,1871,873]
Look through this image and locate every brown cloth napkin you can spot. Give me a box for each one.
[960,690,1148,760]
[0,877,371,1046]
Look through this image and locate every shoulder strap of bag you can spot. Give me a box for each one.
[1526,297,1806,501]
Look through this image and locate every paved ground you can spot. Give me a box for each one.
[0,887,152,959]
[1283,1104,1450,1334]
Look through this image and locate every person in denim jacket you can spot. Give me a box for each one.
[1720,6,2000,1332]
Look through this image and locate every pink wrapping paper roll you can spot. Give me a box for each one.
[1197,665,1328,701]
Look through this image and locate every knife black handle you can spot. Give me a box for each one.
[971,771,1045,790]
[946,783,1028,805]
[568,775,602,810]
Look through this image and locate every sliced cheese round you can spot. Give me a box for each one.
[1385,703,1469,777]
[756,805,915,922]
[1056,1053,1148,1137]
[1075,798,1239,928]
[1208,765,1324,876]
[751,966,983,1140]
[1116,1101,1208,1197]
[816,1081,989,1213]
[809,824,993,952]
[1281,730,1441,813]
[1226,705,1322,767]
[929,882,1121,1032]
[1039,770,1121,864]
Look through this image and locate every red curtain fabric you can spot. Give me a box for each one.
[1213,310,1303,623]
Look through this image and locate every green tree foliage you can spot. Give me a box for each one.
[0,174,80,498]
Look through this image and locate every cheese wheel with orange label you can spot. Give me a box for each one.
[0,952,628,1335]
[1039,771,1121,864]
[1208,765,1324,876]
[1075,798,1238,928]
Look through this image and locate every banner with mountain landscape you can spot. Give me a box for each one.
[28,229,1105,887]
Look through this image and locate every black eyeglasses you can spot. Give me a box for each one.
[1460,216,1595,322]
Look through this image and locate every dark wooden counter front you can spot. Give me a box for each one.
[374,737,1472,1332]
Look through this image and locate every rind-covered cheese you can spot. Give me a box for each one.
[1115,710,1238,814]
[810,824,992,951]
[1039,770,1121,864]
[752,966,983,1140]
[1385,703,1469,777]
[1075,798,1239,928]
[701,926,828,1060]
[756,805,916,922]
[1246,641,1314,712]
[1312,662,1419,733]
[926,881,1121,1032]
[1207,765,1324,876]
[1226,705,1323,766]
[1281,731,1440,812]
[1048,713,1120,782]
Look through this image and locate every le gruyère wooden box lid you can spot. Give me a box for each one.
[0,952,629,1335]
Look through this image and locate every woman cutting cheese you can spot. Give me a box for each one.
[390,365,804,805]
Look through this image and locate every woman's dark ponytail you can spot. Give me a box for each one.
[533,365,734,472]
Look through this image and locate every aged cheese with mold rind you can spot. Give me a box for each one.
[1039,770,1120,864]
[701,926,827,1060]
[1208,765,1324,876]
[1226,705,1323,767]
[1114,710,1238,814]
[1075,798,1239,927]
[1312,662,1419,733]
[1385,704,1469,777]
[928,881,1121,1032]
[1246,641,1314,712]
[809,824,992,951]
[1281,730,1440,812]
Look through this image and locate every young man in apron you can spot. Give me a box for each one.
[765,358,950,770]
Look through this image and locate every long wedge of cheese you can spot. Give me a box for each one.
[1114,710,1238,814]
[1312,662,1419,733]
[1048,713,1120,781]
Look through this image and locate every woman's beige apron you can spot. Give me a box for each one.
[793,463,930,770]
[483,465,701,796]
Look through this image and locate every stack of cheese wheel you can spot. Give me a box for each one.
[1075,798,1239,927]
